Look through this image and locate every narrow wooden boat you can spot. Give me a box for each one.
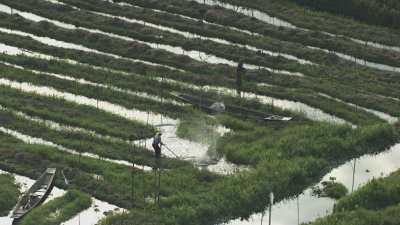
[11,168,57,224]
[171,92,292,121]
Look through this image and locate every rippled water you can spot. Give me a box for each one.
[226,143,400,225]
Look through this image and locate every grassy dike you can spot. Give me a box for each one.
[99,119,398,225]
[125,0,400,68]
[308,169,400,225]
[19,190,92,225]
[0,174,20,216]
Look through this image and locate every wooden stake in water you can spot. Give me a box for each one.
[351,158,357,192]
[297,195,300,225]
[269,192,274,225]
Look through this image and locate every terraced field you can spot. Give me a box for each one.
[0,0,399,224]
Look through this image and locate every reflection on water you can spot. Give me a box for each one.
[226,143,400,225]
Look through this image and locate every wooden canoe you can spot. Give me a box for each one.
[11,168,57,224]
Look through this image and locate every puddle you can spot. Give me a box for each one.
[226,143,400,225]
[319,93,399,124]
[0,170,121,225]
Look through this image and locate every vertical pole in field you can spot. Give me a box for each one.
[131,143,135,210]
[269,192,273,225]
[297,195,300,225]
[351,158,357,192]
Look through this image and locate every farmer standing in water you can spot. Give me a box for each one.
[152,132,163,158]
[236,61,245,97]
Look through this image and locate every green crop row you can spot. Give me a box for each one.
[125,0,400,68]
[0,173,20,216]
[1,0,315,76]
[212,0,400,48]
[20,190,92,225]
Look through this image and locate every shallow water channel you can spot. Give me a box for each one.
[0,170,121,225]
[226,143,400,225]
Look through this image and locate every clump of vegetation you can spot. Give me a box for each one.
[0,174,20,216]
[335,170,400,212]
[308,169,400,225]
[19,190,92,225]
[312,178,348,200]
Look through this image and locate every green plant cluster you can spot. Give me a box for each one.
[312,180,348,200]
[307,169,400,225]
[0,173,20,216]
[19,190,92,225]
[216,122,398,165]
[335,170,400,211]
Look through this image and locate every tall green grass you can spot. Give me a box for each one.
[0,174,20,216]
[309,169,400,225]
[19,190,92,225]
